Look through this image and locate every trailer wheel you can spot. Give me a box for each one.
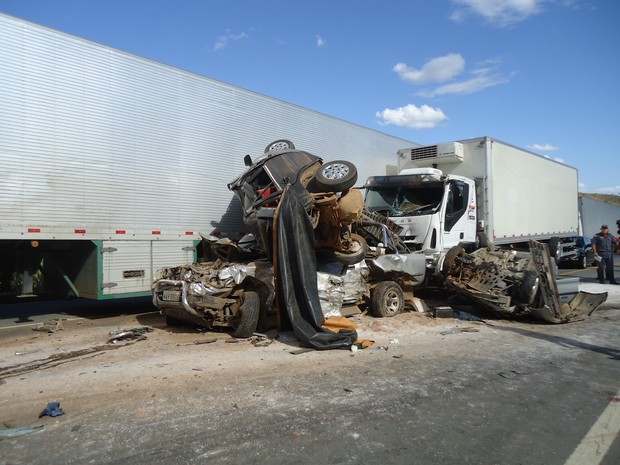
[548,237,562,265]
[314,160,357,192]
[264,139,295,153]
[233,291,260,338]
[476,232,489,249]
[371,281,404,317]
[331,233,368,265]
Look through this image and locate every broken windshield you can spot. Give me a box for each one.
[365,185,444,218]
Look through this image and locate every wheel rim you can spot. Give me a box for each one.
[383,290,401,314]
[323,163,349,180]
[268,141,292,151]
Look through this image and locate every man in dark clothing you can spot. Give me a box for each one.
[592,224,618,284]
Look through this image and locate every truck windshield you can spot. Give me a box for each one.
[365,185,444,218]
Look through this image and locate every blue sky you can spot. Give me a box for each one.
[1,0,618,194]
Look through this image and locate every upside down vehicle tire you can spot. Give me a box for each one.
[233,291,260,338]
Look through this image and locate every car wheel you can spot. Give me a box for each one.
[442,246,466,277]
[519,270,540,305]
[578,254,587,269]
[233,291,260,338]
[371,281,404,317]
[264,139,295,153]
[314,160,358,192]
[548,237,561,265]
[331,233,368,265]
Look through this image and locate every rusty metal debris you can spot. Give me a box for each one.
[108,326,153,343]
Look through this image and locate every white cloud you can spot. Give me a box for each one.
[418,66,510,97]
[543,155,565,163]
[213,30,249,51]
[528,143,560,151]
[393,54,465,85]
[376,104,447,129]
[316,35,326,47]
[597,186,620,194]
[578,182,587,192]
[450,0,544,26]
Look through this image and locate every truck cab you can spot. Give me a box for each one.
[364,168,477,257]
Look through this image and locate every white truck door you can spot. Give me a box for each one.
[442,179,476,250]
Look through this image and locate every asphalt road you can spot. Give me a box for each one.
[1,265,619,465]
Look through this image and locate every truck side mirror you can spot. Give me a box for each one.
[244,154,253,167]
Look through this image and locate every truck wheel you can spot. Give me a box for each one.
[371,281,404,317]
[314,160,357,192]
[442,246,465,277]
[233,291,260,338]
[548,237,561,265]
[264,139,295,153]
[332,233,368,265]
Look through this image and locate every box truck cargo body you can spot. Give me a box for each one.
[364,137,579,264]
[0,14,416,300]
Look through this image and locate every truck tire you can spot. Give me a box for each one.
[264,139,295,153]
[331,233,368,265]
[548,237,561,266]
[477,232,489,249]
[233,291,260,338]
[314,160,358,192]
[371,281,404,317]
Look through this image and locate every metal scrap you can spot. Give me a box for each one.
[108,326,153,343]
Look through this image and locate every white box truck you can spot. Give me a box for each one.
[363,136,580,269]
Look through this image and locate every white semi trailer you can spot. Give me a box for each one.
[364,136,580,270]
[0,13,415,300]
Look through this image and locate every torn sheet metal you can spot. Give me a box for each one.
[317,264,370,317]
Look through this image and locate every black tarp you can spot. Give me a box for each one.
[275,186,358,349]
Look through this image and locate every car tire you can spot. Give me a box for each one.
[519,270,540,305]
[578,254,587,269]
[233,291,260,338]
[371,281,404,317]
[264,139,295,153]
[331,233,368,265]
[548,237,561,265]
[314,160,358,192]
[442,245,466,277]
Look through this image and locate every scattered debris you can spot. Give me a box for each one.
[440,327,480,335]
[0,425,45,438]
[434,306,454,318]
[32,319,64,333]
[289,348,314,355]
[108,326,153,344]
[411,297,430,313]
[39,402,64,418]
[250,335,273,347]
[389,338,399,344]
[176,338,217,346]
[15,349,42,356]
[454,311,485,322]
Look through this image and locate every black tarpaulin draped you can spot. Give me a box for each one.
[275,186,358,350]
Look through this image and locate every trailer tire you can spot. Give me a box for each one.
[314,160,358,192]
[264,139,295,153]
[233,291,260,338]
[371,281,404,317]
[548,237,562,265]
[331,233,368,265]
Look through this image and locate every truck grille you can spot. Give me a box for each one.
[409,145,438,160]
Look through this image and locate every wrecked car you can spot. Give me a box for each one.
[227,139,368,265]
[152,258,274,338]
[440,240,607,323]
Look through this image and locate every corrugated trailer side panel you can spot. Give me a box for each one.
[489,139,579,242]
[0,14,414,242]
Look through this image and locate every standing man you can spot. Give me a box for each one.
[592,224,618,284]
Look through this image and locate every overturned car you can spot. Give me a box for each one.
[227,139,368,265]
[441,240,607,323]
